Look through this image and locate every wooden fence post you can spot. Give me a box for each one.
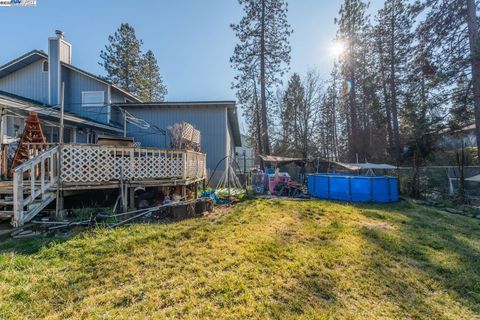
[13,170,24,227]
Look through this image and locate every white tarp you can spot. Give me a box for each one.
[334,162,397,171]
[466,174,480,182]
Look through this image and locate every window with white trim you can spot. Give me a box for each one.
[42,61,48,72]
[82,91,104,107]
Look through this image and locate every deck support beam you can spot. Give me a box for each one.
[129,187,135,210]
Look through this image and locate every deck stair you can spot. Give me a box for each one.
[10,145,59,227]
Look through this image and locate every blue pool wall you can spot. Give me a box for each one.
[307,174,399,203]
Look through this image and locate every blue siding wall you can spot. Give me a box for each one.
[110,90,126,125]
[62,67,109,124]
[124,106,228,174]
[0,60,48,104]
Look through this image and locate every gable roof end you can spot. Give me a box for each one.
[0,50,47,78]
[0,50,141,103]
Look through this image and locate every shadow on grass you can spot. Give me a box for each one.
[357,202,480,315]
[0,235,71,255]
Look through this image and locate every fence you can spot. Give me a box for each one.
[398,166,480,199]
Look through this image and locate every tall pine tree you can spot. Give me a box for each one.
[137,50,168,102]
[231,0,292,155]
[335,0,370,162]
[374,0,414,164]
[418,0,480,161]
[100,23,142,94]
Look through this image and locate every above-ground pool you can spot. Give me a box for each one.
[307,174,399,203]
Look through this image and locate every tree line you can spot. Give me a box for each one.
[231,0,480,172]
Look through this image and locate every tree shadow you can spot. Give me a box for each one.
[357,204,480,316]
[0,234,71,255]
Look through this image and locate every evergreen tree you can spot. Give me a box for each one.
[100,23,142,94]
[281,73,305,155]
[418,0,480,161]
[335,0,370,162]
[137,50,168,102]
[319,66,341,161]
[231,0,292,155]
[449,71,474,131]
[300,70,323,159]
[374,0,414,164]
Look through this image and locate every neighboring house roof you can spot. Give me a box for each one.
[114,101,242,147]
[0,50,141,103]
[0,90,123,134]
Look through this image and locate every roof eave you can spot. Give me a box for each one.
[0,94,123,134]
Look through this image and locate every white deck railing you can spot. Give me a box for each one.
[60,144,206,184]
[13,145,59,227]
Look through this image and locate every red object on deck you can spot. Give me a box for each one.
[9,112,46,177]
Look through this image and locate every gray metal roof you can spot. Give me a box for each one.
[115,101,242,147]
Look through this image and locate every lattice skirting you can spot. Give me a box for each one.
[60,145,205,183]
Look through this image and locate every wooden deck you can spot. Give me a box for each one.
[0,144,207,227]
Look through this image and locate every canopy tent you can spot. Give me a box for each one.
[448,173,480,195]
[259,155,397,173]
[466,174,480,182]
[333,162,397,171]
[259,155,306,165]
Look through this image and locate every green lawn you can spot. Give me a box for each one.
[1,199,479,319]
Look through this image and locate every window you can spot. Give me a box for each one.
[42,61,48,72]
[82,91,104,107]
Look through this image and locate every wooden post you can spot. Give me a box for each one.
[194,182,198,199]
[129,187,135,209]
[119,166,126,212]
[55,82,65,216]
[182,152,187,180]
[181,185,186,200]
[13,170,24,227]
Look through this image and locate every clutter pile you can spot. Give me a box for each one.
[16,197,215,238]
[251,167,308,198]
[169,122,201,151]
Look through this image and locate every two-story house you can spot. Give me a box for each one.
[0,31,241,181]
[0,30,140,145]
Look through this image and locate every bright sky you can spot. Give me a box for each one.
[0,0,384,131]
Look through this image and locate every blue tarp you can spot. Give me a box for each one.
[201,190,229,204]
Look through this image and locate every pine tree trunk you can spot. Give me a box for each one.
[390,2,401,165]
[332,66,339,161]
[253,75,263,155]
[349,70,358,162]
[466,0,480,162]
[260,0,270,155]
[378,41,394,154]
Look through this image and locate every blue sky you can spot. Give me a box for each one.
[0,0,384,131]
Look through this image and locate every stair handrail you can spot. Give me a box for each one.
[12,145,60,227]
